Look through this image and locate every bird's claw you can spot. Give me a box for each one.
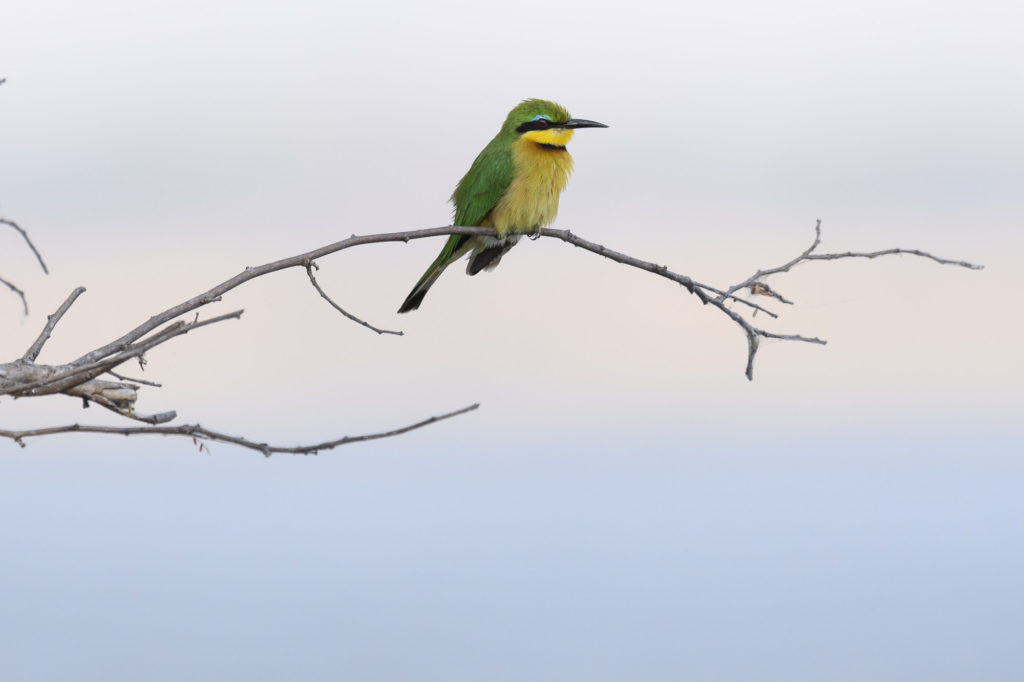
[528,228,542,241]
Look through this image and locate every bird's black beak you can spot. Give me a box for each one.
[560,118,609,129]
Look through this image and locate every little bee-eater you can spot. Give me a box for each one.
[397,99,607,313]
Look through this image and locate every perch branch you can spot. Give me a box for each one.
[1,219,980,454]
[11,222,981,398]
[0,403,480,456]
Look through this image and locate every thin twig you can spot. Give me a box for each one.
[1,218,49,275]
[720,220,982,303]
[0,275,28,315]
[22,287,86,363]
[0,403,480,456]
[305,261,403,336]
[105,371,162,387]
[803,249,985,269]
[89,397,177,425]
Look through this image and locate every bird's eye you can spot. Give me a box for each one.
[537,119,549,128]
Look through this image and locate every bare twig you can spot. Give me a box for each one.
[803,248,985,269]
[105,371,162,387]
[541,227,829,379]
[0,275,28,315]
[1,218,49,275]
[720,220,826,302]
[88,396,177,425]
[0,403,480,456]
[22,287,86,363]
[305,261,402,336]
[720,220,983,303]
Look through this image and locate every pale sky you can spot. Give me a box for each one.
[2,0,1023,680]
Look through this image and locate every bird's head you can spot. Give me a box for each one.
[504,99,608,148]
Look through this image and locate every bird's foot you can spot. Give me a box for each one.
[528,228,542,241]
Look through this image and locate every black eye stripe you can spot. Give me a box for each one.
[515,119,558,133]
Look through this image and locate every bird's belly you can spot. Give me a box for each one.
[491,143,574,237]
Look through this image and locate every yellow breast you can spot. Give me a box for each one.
[486,132,575,237]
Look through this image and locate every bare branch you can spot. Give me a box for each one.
[720,220,982,303]
[1,218,49,275]
[22,287,86,363]
[58,378,177,424]
[0,275,28,315]
[540,227,828,378]
[305,261,403,336]
[66,226,775,369]
[69,227,489,368]
[0,403,480,456]
[719,220,824,302]
[541,221,978,379]
[1,310,242,397]
[0,217,980,454]
[52,221,979,387]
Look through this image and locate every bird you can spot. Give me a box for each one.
[397,99,607,313]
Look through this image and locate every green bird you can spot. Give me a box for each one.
[397,99,607,313]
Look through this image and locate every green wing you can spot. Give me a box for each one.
[397,140,514,313]
[452,139,515,228]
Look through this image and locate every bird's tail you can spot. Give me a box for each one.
[399,234,470,313]
[397,260,448,313]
